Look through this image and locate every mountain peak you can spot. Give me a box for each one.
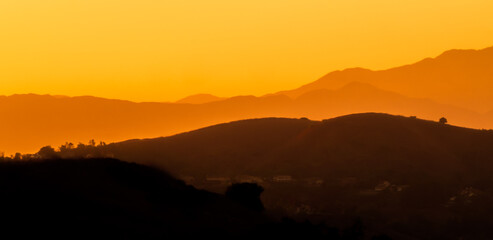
[276,45,493,112]
[176,94,225,104]
[339,67,373,74]
[434,46,493,60]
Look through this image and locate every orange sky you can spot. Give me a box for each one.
[1,0,492,102]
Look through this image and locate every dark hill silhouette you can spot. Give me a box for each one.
[274,46,493,113]
[53,113,493,239]
[103,113,493,184]
[0,158,265,238]
[0,158,352,239]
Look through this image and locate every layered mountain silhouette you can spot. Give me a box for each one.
[2,46,493,154]
[274,46,493,113]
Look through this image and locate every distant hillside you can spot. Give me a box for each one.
[275,46,493,112]
[3,46,493,154]
[292,82,485,126]
[2,82,491,154]
[175,94,226,104]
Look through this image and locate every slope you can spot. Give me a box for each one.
[276,46,493,112]
[3,82,491,155]
[103,113,493,186]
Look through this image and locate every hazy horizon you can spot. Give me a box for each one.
[1,0,493,102]
[1,44,491,103]
[3,2,493,238]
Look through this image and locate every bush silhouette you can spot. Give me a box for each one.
[225,183,265,212]
[439,117,448,124]
[37,146,58,159]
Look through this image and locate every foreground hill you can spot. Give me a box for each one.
[0,158,264,238]
[39,114,493,239]
[0,158,356,239]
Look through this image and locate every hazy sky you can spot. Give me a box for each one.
[1,0,492,102]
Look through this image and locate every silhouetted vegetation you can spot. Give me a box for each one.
[39,113,493,239]
[38,145,58,159]
[226,183,265,212]
[439,117,448,124]
[0,158,379,239]
[12,113,493,239]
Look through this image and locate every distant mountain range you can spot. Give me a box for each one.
[274,46,493,113]
[1,46,493,154]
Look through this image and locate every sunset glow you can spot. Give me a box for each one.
[3,2,493,238]
[1,0,492,101]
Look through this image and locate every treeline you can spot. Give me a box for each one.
[1,140,111,161]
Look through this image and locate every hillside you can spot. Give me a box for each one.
[275,46,493,113]
[104,113,493,184]
[2,82,491,155]
[53,113,493,239]
[0,158,272,238]
[3,46,493,154]
[3,46,493,155]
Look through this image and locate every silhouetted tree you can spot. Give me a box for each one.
[38,146,58,159]
[59,142,74,152]
[439,117,448,124]
[225,183,265,212]
[89,139,96,147]
[77,143,85,149]
[342,218,365,240]
[13,153,22,161]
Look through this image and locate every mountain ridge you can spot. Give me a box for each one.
[100,113,493,179]
[274,46,493,112]
[2,45,493,154]
[2,81,492,155]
